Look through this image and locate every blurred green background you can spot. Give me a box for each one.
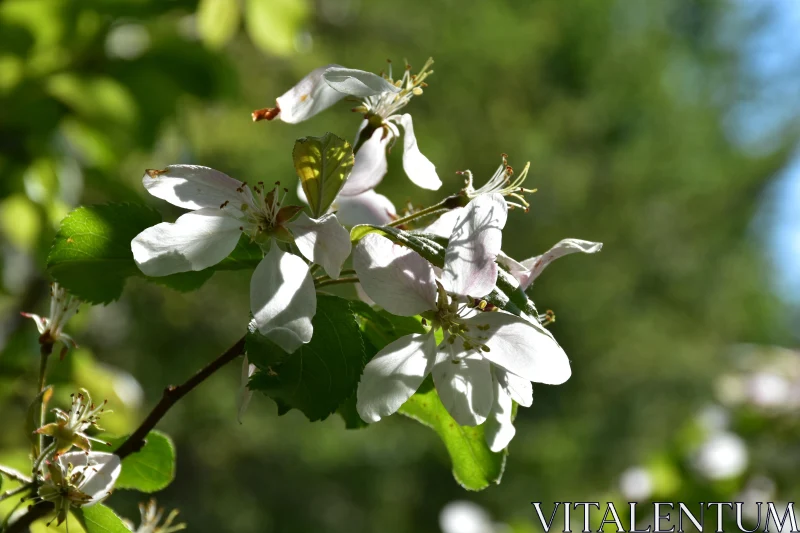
[1,0,799,531]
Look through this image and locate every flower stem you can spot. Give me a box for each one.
[36,343,53,462]
[315,276,359,288]
[387,193,468,228]
[0,465,32,485]
[113,335,246,460]
[0,484,32,503]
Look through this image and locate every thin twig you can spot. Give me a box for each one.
[113,335,246,460]
[0,484,31,503]
[36,343,53,461]
[0,466,32,485]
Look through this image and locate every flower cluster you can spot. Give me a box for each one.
[130,58,602,451]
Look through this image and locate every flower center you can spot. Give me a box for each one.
[355,58,434,120]
[232,181,296,244]
[462,154,537,211]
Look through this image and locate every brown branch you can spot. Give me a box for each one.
[5,335,247,532]
[114,335,246,460]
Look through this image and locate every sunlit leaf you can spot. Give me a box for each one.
[197,0,241,50]
[399,377,506,491]
[244,0,309,56]
[95,431,175,493]
[73,504,130,533]
[293,133,354,219]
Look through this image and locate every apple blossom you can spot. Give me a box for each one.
[353,193,571,435]
[497,239,603,290]
[131,165,351,352]
[36,451,121,526]
[21,282,80,359]
[36,388,111,455]
[125,499,186,533]
[254,60,441,197]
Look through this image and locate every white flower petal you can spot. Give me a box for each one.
[237,355,257,423]
[484,373,516,452]
[21,313,48,335]
[397,114,441,190]
[250,245,316,353]
[323,67,401,97]
[287,212,352,279]
[59,451,121,506]
[275,64,348,124]
[424,208,466,238]
[340,125,390,196]
[357,331,437,423]
[432,347,494,426]
[334,189,397,226]
[131,208,242,276]
[495,367,533,407]
[142,164,248,211]
[353,233,437,316]
[463,311,571,385]
[442,193,507,297]
[519,239,603,289]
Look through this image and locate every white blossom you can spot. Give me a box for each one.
[256,60,441,197]
[37,452,121,526]
[131,165,351,352]
[353,194,570,448]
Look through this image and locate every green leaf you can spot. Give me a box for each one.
[47,203,159,304]
[293,133,354,218]
[197,0,241,49]
[94,431,175,493]
[73,504,130,533]
[336,392,368,429]
[245,0,309,56]
[26,385,53,457]
[248,294,367,421]
[216,234,263,270]
[399,378,506,491]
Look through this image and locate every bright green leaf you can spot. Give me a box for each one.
[248,294,367,421]
[73,504,130,533]
[293,133,354,219]
[197,0,241,49]
[245,0,309,56]
[94,431,175,493]
[399,377,506,491]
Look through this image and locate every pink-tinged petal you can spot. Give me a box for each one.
[20,312,48,335]
[250,245,316,353]
[131,208,242,276]
[484,372,516,452]
[424,208,465,238]
[142,165,248,211]
[519,239,603,289]
[59,452,121,506]
[287,212,351,279]
[323,67,400,97]
[274,64,346,124]
[463,311,570,385]
[357,331,436,423]
[495,367,533,407]
[237,355,257,423]
[442,193,507,298]
[397,114,441,190]
[334,189,396,226]
[432,346,494,426]
[353,233,437,316]
[339,126,390,196]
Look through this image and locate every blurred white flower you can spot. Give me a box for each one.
[439,501,500,533]
[747,371,791,408]
[619,467,653,501]
[694,432,748,480]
